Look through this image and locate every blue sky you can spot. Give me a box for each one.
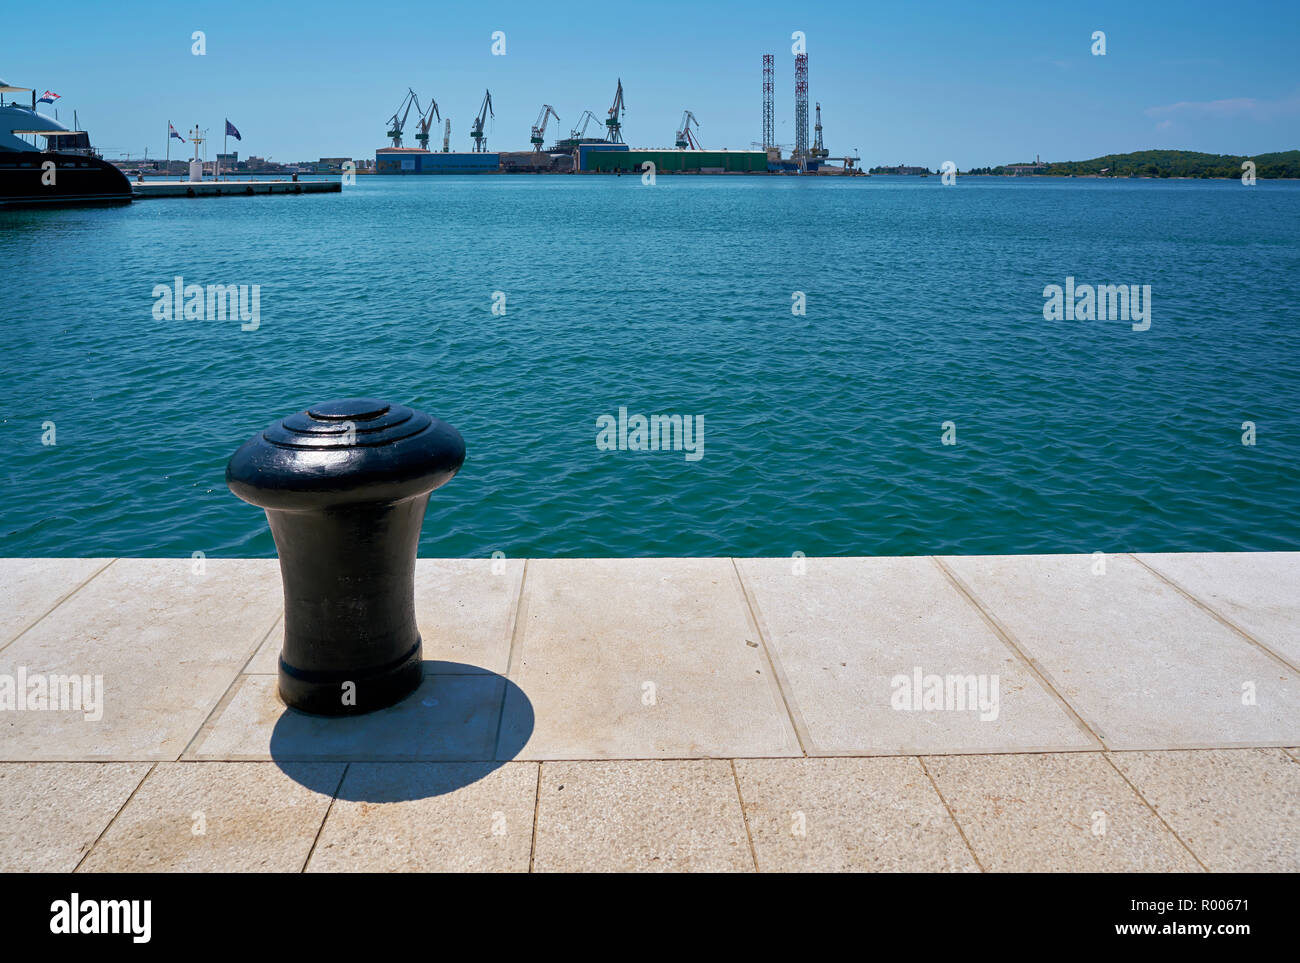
[4,0,1297,165]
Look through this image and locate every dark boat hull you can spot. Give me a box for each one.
[0,151,133,207]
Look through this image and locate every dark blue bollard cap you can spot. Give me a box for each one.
[226,398,466,511]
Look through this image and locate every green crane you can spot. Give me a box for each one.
[530,104,560,152]
[385,89,418,148]
[413,93,440,150]
[470,89,494,153]
[604,79,625,144]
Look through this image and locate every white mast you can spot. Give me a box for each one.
[188,125,204,182]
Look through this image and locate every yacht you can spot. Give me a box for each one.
[0,79,132,207]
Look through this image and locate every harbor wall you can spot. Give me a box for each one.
[580,149,768,173]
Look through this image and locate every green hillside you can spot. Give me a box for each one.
[970,150,1300,178]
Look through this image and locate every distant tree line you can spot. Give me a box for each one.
[964,150,1299,178]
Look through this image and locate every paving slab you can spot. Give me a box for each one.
[0,557,112,646]
[940,554,1300,750]
[0,559,282,760]
[499,558,800,759]
[1108,748,1300,872]
[532,759,752,872]
[0,762,150,871]
[245,617,283,674]
[924,752,1201,872]
[734,756,978,872]
[186,672,512,761]
[306,762,537,872]
[244,559,523,676]
[736,556,1095,755]
[1136,552,1300,669]
[78,761,341,872]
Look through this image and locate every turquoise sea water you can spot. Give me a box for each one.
[2,175,1298,558]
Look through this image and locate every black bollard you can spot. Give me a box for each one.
[226,399,465,716]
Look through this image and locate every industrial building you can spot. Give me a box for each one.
[374,148,498,173]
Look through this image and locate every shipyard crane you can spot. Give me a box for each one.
[530,104,560,152]
[570,110,600,142]
[675,110,701,150]
[554,110,601,149]
[604,79,625,144]
[386,88,418,149]
[442,117,451,152]
[413,94,440,150]
[470,89,494,152]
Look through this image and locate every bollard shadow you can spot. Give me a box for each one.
[269,660,534,802]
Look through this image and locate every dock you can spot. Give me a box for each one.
[132,179,341,199]
[1,552,1297,872]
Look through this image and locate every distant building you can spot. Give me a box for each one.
[871,164,930,175]
[315,157,351,172]
[1006,154,1048,175]
[216,152,238,165]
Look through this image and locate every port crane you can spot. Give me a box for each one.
[530,104,560,152]
[442,118,451,152]
[386,88,418,148]
[413,94,440,150]
[570,110,600,142]
[470,89,494,152]
[675,110,701,150]
[604,79,625,143]
[553,110,601,149]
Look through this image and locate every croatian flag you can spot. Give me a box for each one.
[169,122,186,143]
[225,119,241,141]
[37,90,60,104]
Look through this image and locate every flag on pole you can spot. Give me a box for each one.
[169,122,186,143]
[37,90,60,104]
[225,119,242,141]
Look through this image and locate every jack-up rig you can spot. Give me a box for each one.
[812,102,828,159]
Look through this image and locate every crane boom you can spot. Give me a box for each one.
[571,110,599,140]
[604,79,625,144]
[470,89,494,152]
[413,93,440,149]
[530,104,560,151]
[386,88,418,149]
[675,110,701,150]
